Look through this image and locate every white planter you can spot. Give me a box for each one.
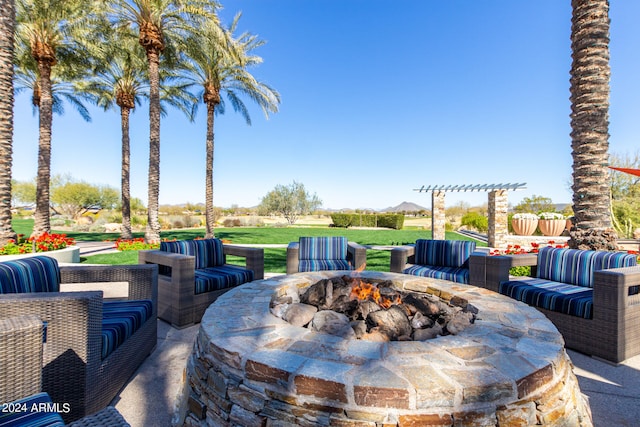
[0,245,81,263]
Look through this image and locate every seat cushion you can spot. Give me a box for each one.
[0,256,60,294]
[298,259,352,272]
[414,240,476,269]
[499,277,593,319]
[194,265,254,294]
[0,392,65,426]
[536,247,637,288]
[403,265,470,284]
[298,237,348,261]
[160,239,224,269]
[102,300,153,360]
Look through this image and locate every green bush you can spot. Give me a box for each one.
[460,212,488,232]
[330,213,404,229]
[330,213,353,228]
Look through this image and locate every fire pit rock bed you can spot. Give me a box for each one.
[182,271,592,427]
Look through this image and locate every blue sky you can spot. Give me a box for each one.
[11,1,640,210]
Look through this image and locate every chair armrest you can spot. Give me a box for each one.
[286,242,300,274]
[347,241,367,270]
[60,264,158,304]
[593,266,640,313]
[223,245,264,280]
[390,245,415,273]
[0,315,44,403]
[468,251,488,287]
[485,254,538,293]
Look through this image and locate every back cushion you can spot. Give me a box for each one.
[0,256,61,293]
[537,247,637,288]
[160,239,224,269]
[414,240,477,268]
[299,237,348,261]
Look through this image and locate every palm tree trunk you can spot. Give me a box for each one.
[145,50,161,243]
[205,102,215,238]
[120,106,133,239]
[32,60,54,238]
[0,0,16,245]
[568,0,617,250]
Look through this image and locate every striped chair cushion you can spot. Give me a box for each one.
[0,256,60,294]
[499,277,593,319]
[299,237,348,261]
[160,239,224,269]
[0,392,65,426]
[298,260,352,272]
[101,300,153,360]
[403,264,471,284]
[537,247,637,288]
[194,265,254,294]
[414,240,476,269]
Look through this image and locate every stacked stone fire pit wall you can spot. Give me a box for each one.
[182,271,592,427]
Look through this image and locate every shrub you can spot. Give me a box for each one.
[329,213,404,229]
[460,212,488,232]
[115,238,159,251]
[0,233,76,255]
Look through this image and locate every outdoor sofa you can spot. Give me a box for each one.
[0,256,158,422]
[139,238,264,328]
[482,246,640,363]
[286,236,367,274]
[0,315,131,426]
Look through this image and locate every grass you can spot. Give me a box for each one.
[10,218,485,273]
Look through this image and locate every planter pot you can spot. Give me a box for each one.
[511,218,538,236]
[566,219,572,231]
[0,245,80,263]
[538,220,566,237]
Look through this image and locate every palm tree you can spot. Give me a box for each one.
[182,14,280,238]
[15,0,94,237]
[107,0,220,243]
[568,0,617,250]
[0,0,16,246]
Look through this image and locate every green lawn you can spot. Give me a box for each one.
[11,218,485,273]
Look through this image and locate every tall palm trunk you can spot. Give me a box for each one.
[120,106,133,239]
[205,100,216,238]
[0,0,16,245]
[569,0,617,250]
[32,60,54,237]
[145,49,161,243]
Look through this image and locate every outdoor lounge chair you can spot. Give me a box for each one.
[0,256,158,423]
[286,236,367,274]
[138,238,264,328]
[0,315,130,426]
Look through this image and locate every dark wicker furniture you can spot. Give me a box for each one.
[286,236,367,274]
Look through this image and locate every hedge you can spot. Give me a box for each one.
[330,213,404,230]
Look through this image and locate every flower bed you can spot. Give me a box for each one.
[0,233,75,255]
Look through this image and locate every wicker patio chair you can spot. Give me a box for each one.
[0,257,157,423]
[286,236,367,274]
[0,315,130,426]
[138,238,264,328]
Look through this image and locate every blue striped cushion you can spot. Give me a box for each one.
[0,392,65,426]
[0,256,60,294]
[193,265,253,294]
[101,300,153,360]
[414,240,476,268]
[298,260,352,272]
[500,278,593,319]
[537,247,637,288]
[298,237,348,261]
[160,239,224,269]
[403,264,470,284]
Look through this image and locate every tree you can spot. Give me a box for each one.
[513,195,556,214]
[11,179,36,209]
[0,0,16,245]
[568,0,617,250]
[259,182,321,225]
[182,13,280,238]
[51,180,119,220]
[107,0,220,243]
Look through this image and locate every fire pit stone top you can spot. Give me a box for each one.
[186,271,592,427]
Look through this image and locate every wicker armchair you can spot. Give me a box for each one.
[0,315,130,426]
[286,236,367,274]
[0,257,158,423]
[139,238,264,328]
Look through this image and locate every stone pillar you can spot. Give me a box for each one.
[488,190,508,248]
[431,191,446,240]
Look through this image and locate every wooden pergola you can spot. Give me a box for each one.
[414,182,527,248]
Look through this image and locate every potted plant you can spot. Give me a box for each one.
[538,212,566,236]
[511,213,538,236]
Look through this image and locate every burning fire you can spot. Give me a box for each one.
[350,279,401,309]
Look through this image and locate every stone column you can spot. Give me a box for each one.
[488,190,508,248]
[431,191,446,240]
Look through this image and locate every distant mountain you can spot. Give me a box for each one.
[380,201,429,213]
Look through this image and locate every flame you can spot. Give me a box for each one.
[350,279,402,309]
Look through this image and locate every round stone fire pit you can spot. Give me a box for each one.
[182,271,592,427]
